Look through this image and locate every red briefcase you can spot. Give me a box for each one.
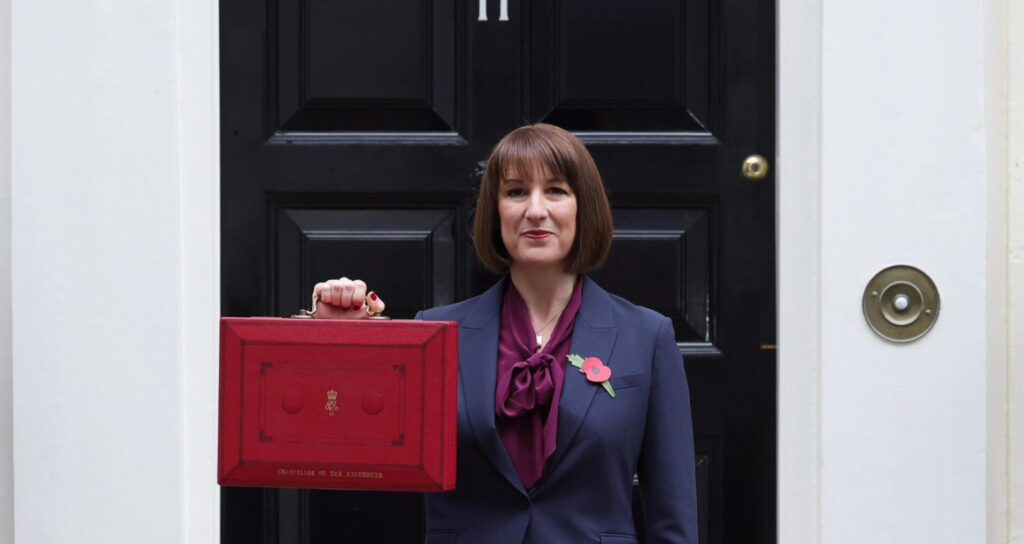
[218,317,459,492]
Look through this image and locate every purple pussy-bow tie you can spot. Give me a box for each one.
[497,351,556,418]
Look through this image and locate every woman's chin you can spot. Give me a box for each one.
[509,253,570,271]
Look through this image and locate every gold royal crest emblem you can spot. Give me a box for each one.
[325,389,339,416]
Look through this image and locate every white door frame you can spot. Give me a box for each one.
[776,0,823,540]
[178,0,221,540]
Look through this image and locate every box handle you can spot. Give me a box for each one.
[291,294,388,320]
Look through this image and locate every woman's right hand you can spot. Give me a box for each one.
[312,277,386,320]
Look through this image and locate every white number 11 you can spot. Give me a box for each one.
[478,0,510,22]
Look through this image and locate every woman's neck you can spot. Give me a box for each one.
[508,265,577,322]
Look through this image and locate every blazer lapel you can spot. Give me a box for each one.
[458,277,528,496]
[547,276,618,472]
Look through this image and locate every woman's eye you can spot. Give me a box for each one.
[547,187,569,195]
[506,188,526,197]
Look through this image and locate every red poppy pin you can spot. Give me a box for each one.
[567,354,615,398]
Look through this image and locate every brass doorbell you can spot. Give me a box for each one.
[862,265,940,342]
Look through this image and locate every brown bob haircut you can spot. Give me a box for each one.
[474,123,614,274]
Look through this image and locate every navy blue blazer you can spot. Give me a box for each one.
[416,276,698,544]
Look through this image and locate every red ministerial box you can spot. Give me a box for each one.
[218,318,458,492]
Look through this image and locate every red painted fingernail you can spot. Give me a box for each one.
[369,292,378,301]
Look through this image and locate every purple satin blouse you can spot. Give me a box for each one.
[494,277,584,489]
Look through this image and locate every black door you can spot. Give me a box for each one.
[220,1,775,542]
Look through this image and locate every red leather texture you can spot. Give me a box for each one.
[218,318,459,492]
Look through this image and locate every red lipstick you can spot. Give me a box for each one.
[523,230,552,240]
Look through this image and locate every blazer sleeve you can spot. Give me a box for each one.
[637,316,698,543]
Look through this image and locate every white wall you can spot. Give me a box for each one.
[0,0,12,540]
[1007,0,1024,538]
[780,0,1007,542]
[9,0,209,540]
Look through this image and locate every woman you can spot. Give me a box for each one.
[313,124,697,543]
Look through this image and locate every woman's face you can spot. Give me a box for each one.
[498,163,577,270]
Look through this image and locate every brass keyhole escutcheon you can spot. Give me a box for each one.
[742,154,769,181]
[862,265,940,343]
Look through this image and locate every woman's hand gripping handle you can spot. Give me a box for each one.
[311,277,386,320]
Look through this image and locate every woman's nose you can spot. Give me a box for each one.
[524,190,548,220]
